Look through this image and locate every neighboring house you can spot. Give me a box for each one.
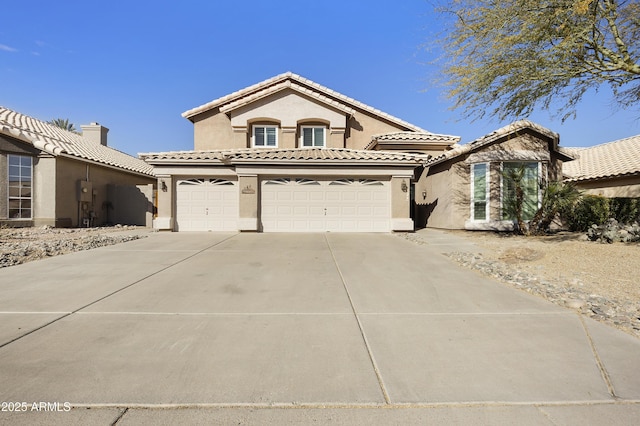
[415,121,576,231]
[143,72,461,232]
[563,135,640,197]
[0,107,156,227]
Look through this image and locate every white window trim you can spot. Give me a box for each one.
[300,125,326,148]
[470,162,490,222]
[252,125,278,148]
[7,154,33,220]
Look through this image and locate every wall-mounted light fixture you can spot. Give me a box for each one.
[160,179,168,192]
[401,180,408,193]
[422,190,427,199]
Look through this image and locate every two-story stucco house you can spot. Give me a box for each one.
[142,72,576,233]
[142,72,462,232]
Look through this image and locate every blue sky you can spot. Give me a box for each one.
[1,0,638,156]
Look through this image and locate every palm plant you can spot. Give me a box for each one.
[503,165,582,235]
[48,118,78,133]
[529,181,582,235]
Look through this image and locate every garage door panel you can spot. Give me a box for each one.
[261,178,390,232]
[309,192,324,201]
[291,206,308,215]
[325,192,340,202]
[176,179,238,231]
[308,206,325,216]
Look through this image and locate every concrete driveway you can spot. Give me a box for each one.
[0,232,639,425]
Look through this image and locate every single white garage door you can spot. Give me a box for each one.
[261,178,390,232]
[176,178,238,231]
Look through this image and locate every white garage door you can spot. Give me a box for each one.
[261,178,390,232]
[175,178,238,231]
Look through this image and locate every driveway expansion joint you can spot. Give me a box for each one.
[578,314,619,399]
[324,234,392,405]
[0,233,239,350]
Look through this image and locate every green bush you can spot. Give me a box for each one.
[564,195,610,232]
[610,198,640,224]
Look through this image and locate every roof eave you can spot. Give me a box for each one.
[142,158,227,166]
[564,170,640,183]
[229,159,423,167]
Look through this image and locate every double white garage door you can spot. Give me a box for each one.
[175,177,391,232]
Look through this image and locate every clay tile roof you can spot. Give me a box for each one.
[425,120,564,166]
[139,149,251,162]
[182,72,428,133]
[0,106,154,176]
[140,147,428,165]
[366,131,461,150]
[372,131,461,143]
[563,134,640,182]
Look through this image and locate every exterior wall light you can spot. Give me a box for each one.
[161,180,168,192]
[401,180,408,193]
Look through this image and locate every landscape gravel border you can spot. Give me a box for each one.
[399,231,640,339]
[0,225,147,268]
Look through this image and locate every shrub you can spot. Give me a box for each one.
[565,195,610,232]
[610,198,640,224]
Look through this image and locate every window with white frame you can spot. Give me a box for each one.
[470,163,489,221]
[252,125,278,147]
[300,126,326,147]
[502,162,540,221]
[8,154,33,219]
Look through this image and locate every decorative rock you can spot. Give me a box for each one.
[566,299,586,309]
[439,249,640,339]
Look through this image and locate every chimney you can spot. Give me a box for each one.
[81,122,109,146]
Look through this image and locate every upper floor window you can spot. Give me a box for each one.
[8,154,33,219]
[252,125,278,148]
[300,126,326,148]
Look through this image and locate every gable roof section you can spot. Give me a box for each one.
[366,131,461,150]
[182,72,428,133]
[141,147,428,166]
[218,80,357,116]
[563,134,640,182]
[425,120,573,166]
[0,106,154,176]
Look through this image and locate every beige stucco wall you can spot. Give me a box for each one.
[345,113,406,150]
[33,155,57,226]
[154,174,173,230]
[55,157,155,227]
[193,108,237,150]
[391,175,415,231]
[417,162,469,229]
[230,91,346,130]
[107,184,154,226]
[573,175,640,198]
[238,174,259,231]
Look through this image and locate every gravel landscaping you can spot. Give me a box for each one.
[401,230,640,339]
[0,225,147,268]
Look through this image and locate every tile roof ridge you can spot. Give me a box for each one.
[182,72,428,132]
[1,106,154,176]
[0,106,83,143]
